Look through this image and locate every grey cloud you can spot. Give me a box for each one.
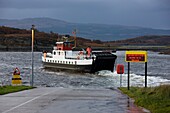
[0,0,169,29]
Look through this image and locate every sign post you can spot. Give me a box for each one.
[125,51,147,90]
[12,67,22,86]
[128,62,130,90]
[145,62,147,88]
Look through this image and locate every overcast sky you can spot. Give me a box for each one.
[0,0,170,29]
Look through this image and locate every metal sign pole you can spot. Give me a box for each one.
[120,74,122,87]
[145,62,147,88]
[128,62,130,90]
[31,25,35,87]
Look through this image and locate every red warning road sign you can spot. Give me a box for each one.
[125,51,147,63]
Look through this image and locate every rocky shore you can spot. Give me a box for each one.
[158,49,170,55]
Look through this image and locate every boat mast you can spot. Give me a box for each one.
[72,29,77,48]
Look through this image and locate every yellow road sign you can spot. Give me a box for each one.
[12,74,22,85]
[125,51,147,63]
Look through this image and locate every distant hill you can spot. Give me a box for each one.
[0,26,104,51]
[110,35,170,46]
[0,17,170,41]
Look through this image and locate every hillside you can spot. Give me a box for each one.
[0,18,170,41]
[108,36,170,54]
[0,26,104,51]
[0,26,169,54]
[110,35,170,46]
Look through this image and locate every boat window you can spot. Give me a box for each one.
[63,61,65,64]
[58,52,60,55]
[58,61,59,63]
[66,61,67,64]
[75,61,77,65]
[69,62,70,64]
[54,51,56,55]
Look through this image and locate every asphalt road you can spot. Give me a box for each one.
[0,87,147,113]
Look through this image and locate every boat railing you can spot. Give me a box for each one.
[53,47,57,50]
[65,53,92,60]
[46,53,52,58]
[65,56,90,60]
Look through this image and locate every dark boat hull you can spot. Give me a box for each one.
[91,52,117,73]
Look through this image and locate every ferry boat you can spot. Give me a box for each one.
[42,35,117,73]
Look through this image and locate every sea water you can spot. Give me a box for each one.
[0,51,169,88]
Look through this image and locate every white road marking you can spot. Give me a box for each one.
[2,89,57,113]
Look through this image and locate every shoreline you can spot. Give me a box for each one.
[0,48,169,55]
[119,85,170,113]
[158,50,170,55]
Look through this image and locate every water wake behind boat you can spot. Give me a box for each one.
[97,70,170,87]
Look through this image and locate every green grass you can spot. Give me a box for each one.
[119,85,170,113]
[0,85,34,95]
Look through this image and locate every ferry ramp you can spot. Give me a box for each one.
[0,87,148,113]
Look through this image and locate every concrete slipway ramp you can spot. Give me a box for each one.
[0,87,149,113]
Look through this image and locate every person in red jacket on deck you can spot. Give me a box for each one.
[86,46,92,58]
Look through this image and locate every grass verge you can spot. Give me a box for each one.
[0,85,34,95]
[119,85,170,113]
